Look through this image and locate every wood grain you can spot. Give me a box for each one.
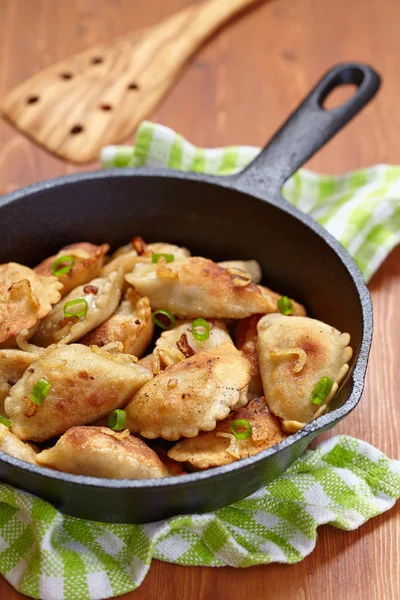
[0,0,399,599]
[1,0,259,163]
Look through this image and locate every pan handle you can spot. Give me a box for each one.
[231,63,380,194]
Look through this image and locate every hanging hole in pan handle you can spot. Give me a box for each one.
[314,64,379,112]
[232,62,381,196]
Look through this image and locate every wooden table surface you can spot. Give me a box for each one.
[0,0,399,598]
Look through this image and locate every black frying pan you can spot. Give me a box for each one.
[0,63,380,523]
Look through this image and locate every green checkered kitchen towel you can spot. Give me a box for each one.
[1,122,400,600]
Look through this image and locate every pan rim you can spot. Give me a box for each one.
[0,167,373,491]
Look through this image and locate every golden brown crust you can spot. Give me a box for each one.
[218,260,262,284]
[80,289,154,357]
[0,423,38,464]
[234,315,263,397]
[257,314,353,432]
[36,426,169,478]
[5,343,152,442]
[154,319,232,370]
[0,349,38,414]
[101,241,191,277]
[34,243,109,297]
[0,263,62,344]
[258,285,306,316]
[168,397,287,469]
[125,342,250,440]
[32,269,124,347]
[126,257,272,319]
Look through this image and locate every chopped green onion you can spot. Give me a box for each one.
[278,295,294,315]
[152,253,174,264]
[151,309,175,330]
[51,255,75,277]
[30,378,51,406]
[63,298,88,318]
[108,409,126,431]
[230,419,252,440]
[311,376,334,405]
[0,416,12,428]
[192,318,210,342]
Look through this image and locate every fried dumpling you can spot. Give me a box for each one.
[36,426,170,479]
[34,242,109,297]
[32,268,124,347]
[153,319,232,371]
[125,257,272,319]
[5,343,152,442]
[234,315,263,397]
[218,260,262,284]
[0,424,38,464]
[0,263,62,345]
[168,397,287,469]
[79,289,154,357]
[258,285,306,316]
[0,349,38,413]
[257,314,353,432]
[101,239,191,277]
[125,343,250,440]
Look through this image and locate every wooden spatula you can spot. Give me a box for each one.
[1,0,260,164]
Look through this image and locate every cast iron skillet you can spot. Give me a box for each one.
[0,62,380,523]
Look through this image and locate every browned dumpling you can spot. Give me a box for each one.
[0,263,62,345]
[34,242,109,297]
[5,343,152,442]
[36,426,171,479]
[125,257,272,319]
[218,260,262,284]
[32,268,124,347]
[0,424,37,464]
[258,285,306,316]
[0,349,38,413]
[234,315,263,397]
[257,314,353,432]
[79,289,154,357]
[125,343,250,441]
[101,240,191,277]
[152,319,232,372]
[168,397,287,469]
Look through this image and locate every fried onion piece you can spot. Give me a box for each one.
[34,242,109,297]
[101,241,191,277]
[0,263,62,345]
[80,289,154,357]
[257,314,352,432]
[32,268,124,347]
[168,397,287,469]
[218,260,262,284]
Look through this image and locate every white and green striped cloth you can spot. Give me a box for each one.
[0,122,399,600]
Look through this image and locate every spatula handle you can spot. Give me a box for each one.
[165,0,261,50]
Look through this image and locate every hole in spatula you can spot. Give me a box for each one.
[70,125,84,135]
[91,57,103,65]
[60,72,73,80]
[127,82,139,90]
[99,104,112,111]
[27,96,39,105]
[322,83,358,110]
